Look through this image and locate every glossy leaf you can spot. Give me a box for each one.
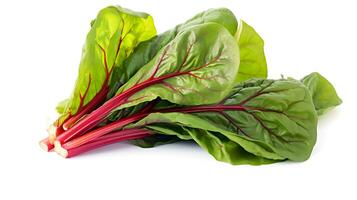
[107,8,268,121]
[143,123,277,165]
[113,23,240,111]
[128,78,318,162]
[107,8,238,98]
[56,6,156,126]
[108,8,268,97]
[301,72,342,115]
[235,20,267,82]
[53,23,240,145]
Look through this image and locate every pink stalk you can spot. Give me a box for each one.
[49,36,122,140]
[39,138,54,152]
[54,129,151,158]
[56,72,190,144]
[54,53,221,145]
[60,113,149,149]
[62,104,246,150]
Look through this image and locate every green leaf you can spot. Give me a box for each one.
[189,128,277,165]
[178,8,238,35]
[113,23,240,111]
[109,8,269,96]
[130,134,181,148]
[128,78,318,162]
[107,8,238,99]
[56,6,156,125]
[145,124,277,165]
[235,20,267,82]
[301,72,342,115]
[107,9,268,121]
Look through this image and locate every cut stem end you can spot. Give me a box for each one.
[54,141,69,158]
[39,138,54,152]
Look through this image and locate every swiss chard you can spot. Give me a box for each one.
[108,8,267,98]
[40,6,341,165]
[131,73,342,150]
[128,78,318,162]
[49,6,156,141]
[104,8,267,122]
[57,77,319,164]
[54,23,240,145]
[106,8,240,99]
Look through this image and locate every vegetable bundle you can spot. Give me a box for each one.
[40,6,341,165]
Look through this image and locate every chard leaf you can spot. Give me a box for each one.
[56,6,156,126]
[51,21,239,145]
[128,78,318,162]
[107,8,268,121]
[301,72,342,115]
[109,8,268,97]
[106,8,239,121]
[130,134,181,148]
[186,128,276,165]
[144,124,277,165]
[235,20,267,82]
[107,8,238,98]
[113,23,240,111]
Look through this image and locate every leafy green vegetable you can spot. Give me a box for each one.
[301,72,342,115]
[184,128,276,165]
[54,22,240,145]
[55,6,156,128]
[113,22,240,110]
[132,72,342,152]
[109,8,268,96]
[107,8,239,98]
[107,8,267,120]
[136,123,276,165]
[40,6,340,165]
[128,78,318,162]
[235,20,267,82]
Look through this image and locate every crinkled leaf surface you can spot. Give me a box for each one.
[107,8,238,98]
[113,23,240,111]
[109,8,268,96]
[301,72,342,115]
[136,123,277,165]
[186,128,276,165]
[107,8,269,121]
[56,6,156,125]
[235,20,267,82]
[128,78,318,162]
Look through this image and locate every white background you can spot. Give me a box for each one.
[0,0,356,199]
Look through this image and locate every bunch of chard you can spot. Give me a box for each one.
[40,6,341,165]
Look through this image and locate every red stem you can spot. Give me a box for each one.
[54,35,123,133]
[63,85,109,130]
[156,105,246,113]
[64,100,160,149]
[39,138,54,152]
[63,113,149,149]
[56,71,195,144]
[55,53,221,144]
[48,125,65,144]
[63,104,245,149]
[58,129,151,158]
